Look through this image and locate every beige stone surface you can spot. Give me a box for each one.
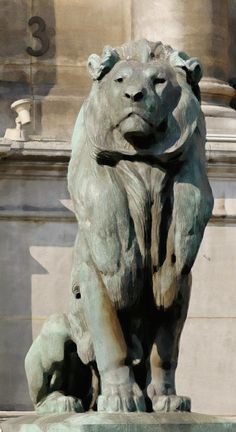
[30,246,72,317]
[177,318,236,415]
[33,96,84,139]
[0,65,30,84]
[0,218,76,409]
[0,219,75,316]
[31,65,90,96]
[132,0,236,140]
[0,319,32,409]
[32,0,131,66]
[228,0,236,80]
[132,0,229,80]
[0,161,236,413]
[0,0,31,64]
[0,0,131,139]
[0,176,69,210]
[211,179,236,217]
[0,0,235,416]
[29,0,131,138]
[0,161,76,410]
[0,0,235,140]
[190,225,236,318]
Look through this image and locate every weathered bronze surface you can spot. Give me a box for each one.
[24,39,213,414]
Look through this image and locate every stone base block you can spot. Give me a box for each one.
[1,412,236,432]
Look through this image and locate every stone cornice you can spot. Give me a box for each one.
[0,136,236,225]
[206,133,236,178]
[0,209,75,222]
[1,134,236,178]
[1,210,234,225]
[200,78,236,106]
[0,138,71,162]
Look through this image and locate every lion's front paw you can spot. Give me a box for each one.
[147,381,191,412]
[36,391,84,413]
[152,395,191,412]
[97,366,146,412]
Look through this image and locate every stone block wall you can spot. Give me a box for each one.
[0,151,235,415]
[0,0,236,417]
[0,160,75,410]
[0,0,131,139]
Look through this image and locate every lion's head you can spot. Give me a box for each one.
[76,39,204,168]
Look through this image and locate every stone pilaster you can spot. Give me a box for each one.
[132,0,236,135]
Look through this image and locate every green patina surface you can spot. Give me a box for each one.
[24,39,213,415]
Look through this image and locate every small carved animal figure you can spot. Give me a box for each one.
[25,39,213,414]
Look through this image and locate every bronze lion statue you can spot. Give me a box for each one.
[25,39,213,414]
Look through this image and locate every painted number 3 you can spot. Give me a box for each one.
[27,16,49,57]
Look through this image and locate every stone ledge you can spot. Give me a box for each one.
[206,134,236,173]
[0,210,75,222]
[0,139,71,162]
[1,210,236,225]
[1,134,236,168]
[1,412,236,432]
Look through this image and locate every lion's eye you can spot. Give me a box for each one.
[153,77,166,85]
[115,77,124,83]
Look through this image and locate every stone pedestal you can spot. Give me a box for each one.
[1,412,236,432]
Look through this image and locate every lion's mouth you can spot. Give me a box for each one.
[120,112,168,148]
[126,111,154,129]
[121,112,168,133]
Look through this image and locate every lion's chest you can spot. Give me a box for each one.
[117,162,170,268]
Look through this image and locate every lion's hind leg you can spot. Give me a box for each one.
[25,313,84,413]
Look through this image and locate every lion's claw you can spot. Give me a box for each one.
[98,391,145,412]
[36,391,84,413]
[152,394,191,412]
[98,366,145,412]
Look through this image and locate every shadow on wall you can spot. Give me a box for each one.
[0,176,78,410]
[0,219,76,410]
[0,0,56,137]
[0,0,56,409]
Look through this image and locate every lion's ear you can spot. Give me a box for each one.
[87,54,102,80]
[87,46,119,81]
[171,51,203,85]
[184,58,203,85]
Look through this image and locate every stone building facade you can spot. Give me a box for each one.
[0,0,235,415]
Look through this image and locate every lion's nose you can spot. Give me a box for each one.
[124,88,144,102]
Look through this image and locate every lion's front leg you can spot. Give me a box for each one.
[79,260,145,412]
[147,275,191,412]
[147,345,191,413]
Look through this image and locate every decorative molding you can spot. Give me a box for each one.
[1,135,236,180]
[0,160,68,179]
[0,136,236,224]
[0,138,71,162]
[200,78,235,105]
[3,212,234,225]
[210,215,236,225]
[1,134,236,164]
[206,133,236,179]
[0,202,235,226]
[0,209,75,222]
